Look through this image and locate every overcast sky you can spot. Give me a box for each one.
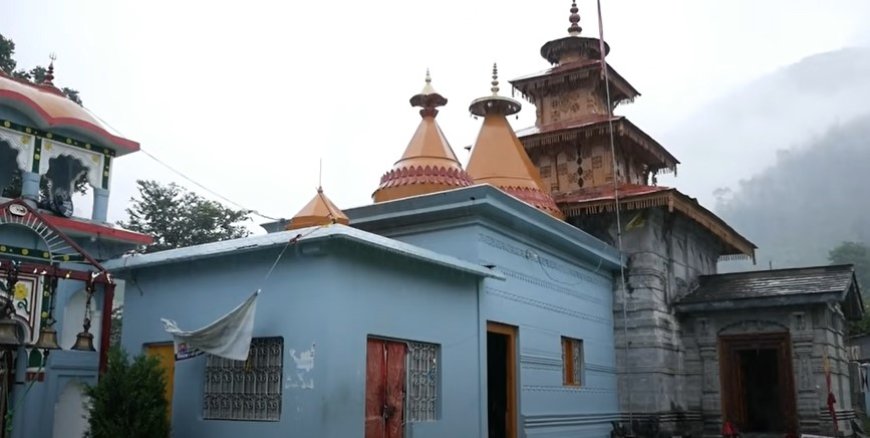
[4,1,870,230]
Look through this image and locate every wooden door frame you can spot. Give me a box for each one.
[718,332,798,434]
[487,322,517,438]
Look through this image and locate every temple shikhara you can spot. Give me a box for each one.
[0,3,864,438]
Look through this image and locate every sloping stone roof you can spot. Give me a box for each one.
[675,264,863,319]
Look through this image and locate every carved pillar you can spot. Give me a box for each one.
[92,187,110,223]
[20,171,40,207]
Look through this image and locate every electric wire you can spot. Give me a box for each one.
[597,0,634,429]
[84,107,282,221]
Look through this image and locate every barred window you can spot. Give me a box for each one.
[203,337,283,421]
[407,341,439,422]
[562,337,584,386]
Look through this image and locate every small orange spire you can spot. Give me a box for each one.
[373,70,473,203]
[466,64,564,219]
[286,187,350,230]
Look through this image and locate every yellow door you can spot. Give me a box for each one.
[145,343,175,422]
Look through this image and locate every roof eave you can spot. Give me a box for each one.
[674,291,844,314]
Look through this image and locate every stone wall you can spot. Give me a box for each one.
[592,207,723,435]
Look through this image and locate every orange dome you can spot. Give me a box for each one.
[287,187,350,230]
[0,67,138,153]
[466,64,563,219]
[373,71,473,203]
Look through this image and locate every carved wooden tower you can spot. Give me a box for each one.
[510,2,677,196]
[509,3,757,435]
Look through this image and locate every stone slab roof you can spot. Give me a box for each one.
[675,264,864,319]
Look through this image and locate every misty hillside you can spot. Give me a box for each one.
[716,115,870,270]
[660,47,870,208]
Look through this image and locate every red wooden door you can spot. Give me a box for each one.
[365,339,407,438]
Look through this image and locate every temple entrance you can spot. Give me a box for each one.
[487,322,516,438]
[719,333,797,435]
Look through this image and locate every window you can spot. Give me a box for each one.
[562,337,584,386]
[406,341,439,422]
[539,165,552,178]
[203,337,283,421]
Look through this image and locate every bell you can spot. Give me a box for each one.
[34,327,61,351]
[0,320,22,347]
[71,330,95,352]
[0,319,23,347]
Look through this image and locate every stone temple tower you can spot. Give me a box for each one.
[509,2,757,434]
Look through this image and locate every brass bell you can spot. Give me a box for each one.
[0,319,24,348]
[34,327,61,351]
[71,331,95,352]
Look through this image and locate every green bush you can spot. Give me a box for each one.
[84,348,170,438]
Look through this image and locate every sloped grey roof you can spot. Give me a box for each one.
[103,224,504,280]
[675,264,863,319]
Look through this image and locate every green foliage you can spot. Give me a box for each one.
[84,349,170,438]
[0,34,16,74]
[829,241,870,334]
[109,306,123,346]
[718,115,870,271]
[119,180,252,253]
[0,33,83,105]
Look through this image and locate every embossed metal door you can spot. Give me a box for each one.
[365,339,407,438]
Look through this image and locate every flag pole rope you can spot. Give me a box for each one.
[597,0,634,430]
[258,225,326,293]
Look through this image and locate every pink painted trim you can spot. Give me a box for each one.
[44,215,153,245]
[0,89,140,152]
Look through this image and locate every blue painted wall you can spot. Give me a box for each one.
[346,188,621,437]
[118,242,484,438]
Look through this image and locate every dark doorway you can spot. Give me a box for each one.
[738,348,783,432]
[487,322,516,438]
[719,332,798,435]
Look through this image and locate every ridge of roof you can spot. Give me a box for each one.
[103,224,503,280]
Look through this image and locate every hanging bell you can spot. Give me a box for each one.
[34,327,61,351]
[71,330,95,352]
[0,319,24,348]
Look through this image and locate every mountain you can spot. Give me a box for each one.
[651,47,870,271]
[660,47,870,209]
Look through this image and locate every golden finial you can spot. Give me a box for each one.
[568,1,582,35]
[490,63,500,96]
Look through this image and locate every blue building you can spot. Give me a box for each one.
[109,185,622,438]
[0,63,151,438]
[107,69,624,438]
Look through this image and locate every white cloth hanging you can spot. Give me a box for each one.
[161,290,260,361]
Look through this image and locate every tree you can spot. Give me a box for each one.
[119,180,251,253]
[0,33,83,105]
[0,34,16,74]
[84,348,170,438]
[829,241,870,334]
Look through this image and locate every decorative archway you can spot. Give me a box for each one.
[0,199,116,374]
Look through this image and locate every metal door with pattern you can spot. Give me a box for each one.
[365,338,407,438]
